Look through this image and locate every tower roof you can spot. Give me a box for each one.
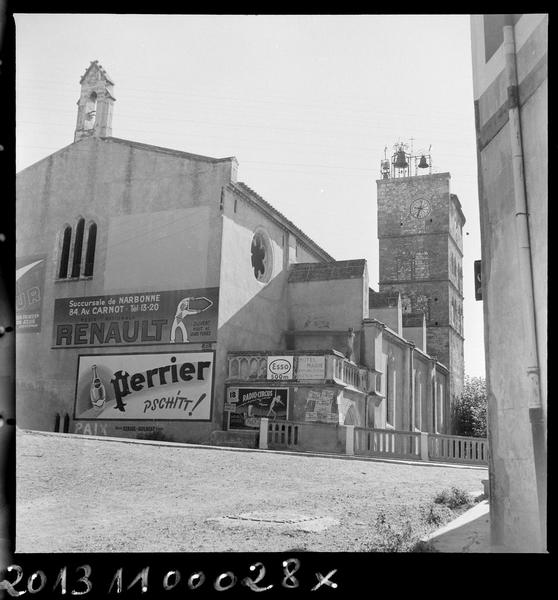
[79,60,115,85]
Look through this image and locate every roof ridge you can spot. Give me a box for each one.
[103,137,236,163]
[232,181,335,263]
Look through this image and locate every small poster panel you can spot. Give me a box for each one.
[227,387,289,430]
[297,355,325,380]
[74,351,214,421]
[267,356,294,380]
[53,287,219,347]
[304,389,338,423]
[16,254,47,332]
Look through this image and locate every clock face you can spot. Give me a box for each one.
[410,197,432,219]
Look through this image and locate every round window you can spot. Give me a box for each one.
[251,229,273,283]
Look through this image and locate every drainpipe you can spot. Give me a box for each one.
[503,19,546,548]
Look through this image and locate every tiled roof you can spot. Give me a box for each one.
[369,289,400,308]
[232,182,335,263]
[289,259,366,283]
[402,312,425,327]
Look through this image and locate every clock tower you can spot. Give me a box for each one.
[376,144,465,405]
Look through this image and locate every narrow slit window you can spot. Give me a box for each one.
[71,218,85,278]
[59,226,72,278]
[84,222,97,276]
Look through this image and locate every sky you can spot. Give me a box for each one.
[15,13,486,377]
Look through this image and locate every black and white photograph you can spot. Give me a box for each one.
[0,11,548,588]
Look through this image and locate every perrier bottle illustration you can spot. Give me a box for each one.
[89,364,106,408]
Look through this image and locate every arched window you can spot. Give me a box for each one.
[54,413,61,432]
[83,91,97,131]
[84,222,97,276]
[414,372,421,430]
[58,226,72,278]
[432,381,438,433]
[71,218,85,278]
[386,363,395,427]
[63,413,70,433]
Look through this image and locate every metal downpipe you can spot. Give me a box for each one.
[503,21,546,550]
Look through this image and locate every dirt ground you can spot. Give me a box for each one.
[16,429,487,553]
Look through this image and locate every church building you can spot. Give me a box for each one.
[16,62,464,450]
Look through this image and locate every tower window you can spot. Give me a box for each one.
[58,226,72,278]
[84,222,97,276]
[83,92,97,131]
[71,218,85,278]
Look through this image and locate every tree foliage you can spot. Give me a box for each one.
[452,375,487,438]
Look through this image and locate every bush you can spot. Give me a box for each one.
[360,489,474,553]
[421,502,454,526]
[433,486,473,510]
[372,512,417,552]
[452,375,487,437]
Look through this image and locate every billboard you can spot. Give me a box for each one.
[16,254,47,332]
[53,287,218,348]
[74,351,214,421]
[227,387,288,430]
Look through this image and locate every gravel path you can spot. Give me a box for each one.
[16,429,487,553]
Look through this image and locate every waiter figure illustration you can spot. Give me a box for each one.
[170,296,213,343]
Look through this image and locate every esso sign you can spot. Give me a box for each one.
[267,357,293,380]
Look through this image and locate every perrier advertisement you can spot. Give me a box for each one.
[52,287,218,347]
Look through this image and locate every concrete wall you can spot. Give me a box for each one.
[471,13,547,551]
[403,325,426,352]
[268,421,346,454]
[289,277,367,333]
[16,137,234,442]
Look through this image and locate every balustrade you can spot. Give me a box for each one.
[428,433,488,465]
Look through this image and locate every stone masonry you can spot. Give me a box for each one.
[376,172,465,404]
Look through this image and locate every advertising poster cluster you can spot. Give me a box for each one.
[16,254,46,332]
[74,351,214,421]
[53,287,219,347]
[304,389,338,423]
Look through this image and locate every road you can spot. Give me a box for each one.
[16,429,487,553]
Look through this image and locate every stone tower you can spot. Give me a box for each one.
[74,60,115,142]
[376,146,465,405]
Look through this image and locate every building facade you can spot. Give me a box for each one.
[470,14,547,551]
[16,61,454,450]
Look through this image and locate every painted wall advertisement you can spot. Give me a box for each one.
[227,387,288,430]
[53,287,218,347]
[16,254,47,332]
[296,355,325,380]
[74,351,213,421]
[304,389,338,424]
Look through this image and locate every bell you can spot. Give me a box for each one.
[418,155,429,169]
[393,149,408,169]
